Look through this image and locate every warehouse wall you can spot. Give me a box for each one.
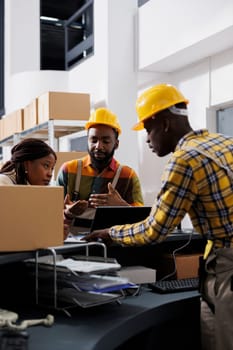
[4,0,233,229]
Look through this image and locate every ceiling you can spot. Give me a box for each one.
[40,0,86,70]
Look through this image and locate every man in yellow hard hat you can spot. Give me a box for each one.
[56,107,143,231]
[84,84,233,350]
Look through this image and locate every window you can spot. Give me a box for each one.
[216,106,233,137]
[70,135,87,151]
[138,0,150,6]
[40,0,94,70]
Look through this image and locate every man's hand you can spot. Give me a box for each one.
[63,194,73,239]
[82,228,113,245]
[63,221,71,240]
[89,183,130,207]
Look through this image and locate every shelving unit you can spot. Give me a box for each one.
[0,119,86,151]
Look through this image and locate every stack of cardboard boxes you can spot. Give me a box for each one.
[0,109,24,139]
[0,91,90,140]
[0,91,90,252]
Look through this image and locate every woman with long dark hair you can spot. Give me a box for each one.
[0,138,57,185]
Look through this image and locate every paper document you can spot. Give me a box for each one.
[56,258,121,273]
[71,274,136,293]
[26,255,121,273]
[65,234,87,243]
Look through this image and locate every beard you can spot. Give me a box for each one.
[88,148,115,171]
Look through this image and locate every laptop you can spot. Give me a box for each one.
[66,206,151,242]
[90,206,151,231]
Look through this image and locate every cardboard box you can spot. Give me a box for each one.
[161,253,202,279]
[0,186,64,252]
[24,98,38,130]
[2,110,24,139]
[38,91,90,123]
[54,151,87,178]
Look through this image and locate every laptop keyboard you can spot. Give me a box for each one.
[149,277,199,294]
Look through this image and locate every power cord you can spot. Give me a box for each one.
[0,309,54,331]
[0,310,54,350]
[159,230,194,281]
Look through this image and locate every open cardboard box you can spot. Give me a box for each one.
[0,185,64,252]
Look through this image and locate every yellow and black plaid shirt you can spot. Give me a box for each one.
[110,129,233,247]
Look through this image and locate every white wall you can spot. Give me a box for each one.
[5,0,140,170]
[133,0,233,230]
[10,0,40,74]
[69,0,140,172]
[4,0,233,228]
[138,0,233,72]
[5,0,70,112]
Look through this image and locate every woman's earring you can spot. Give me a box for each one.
[25,170,28,174]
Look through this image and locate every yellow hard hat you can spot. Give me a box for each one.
[133,83,189,131]
[85,107,122,134]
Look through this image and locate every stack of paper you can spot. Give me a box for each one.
[55,258,121,274]
[71,274,136,293]
[25,255,138,309]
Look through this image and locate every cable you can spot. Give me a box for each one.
[0,309,54,331]
[6,314,54,331]
[159,230,194,281]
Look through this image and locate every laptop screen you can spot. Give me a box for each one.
[90,206,151,232]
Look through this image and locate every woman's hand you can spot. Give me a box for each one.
[63,194,88,240]
[63,221,71,240]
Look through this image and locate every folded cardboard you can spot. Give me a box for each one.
[0,186,64,252]
[38,91,90,123]
[55,151,87,178]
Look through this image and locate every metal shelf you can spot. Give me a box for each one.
[0,119,86,149]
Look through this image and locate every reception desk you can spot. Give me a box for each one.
[24,288,201,350]
[0,236,203,350]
